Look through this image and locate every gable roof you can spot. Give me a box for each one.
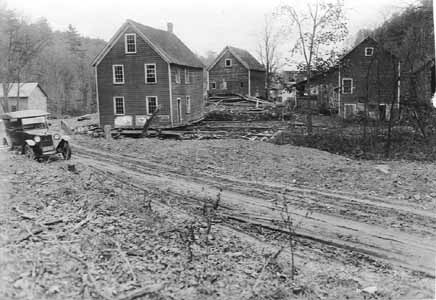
[0,83,47,98]
[298,37,399,85]
[92,20,204,68]
[340,36,397,61]
[207,46,265,71]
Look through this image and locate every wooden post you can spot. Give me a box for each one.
[104,125,111,140]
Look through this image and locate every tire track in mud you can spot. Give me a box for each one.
[72,144,436,277]
[72,144,436,227]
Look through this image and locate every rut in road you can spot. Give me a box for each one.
[72,145,436,277]
[72,144,436,222]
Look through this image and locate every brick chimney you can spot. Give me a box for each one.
[167,22,173,33]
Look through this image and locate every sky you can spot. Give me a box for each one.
[4,0,419,65]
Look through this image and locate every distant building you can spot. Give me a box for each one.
[281,70,306,85]
[299,37,402,119]
[0,83,48,112]
[207,46,266,98]
[92,20,205,129]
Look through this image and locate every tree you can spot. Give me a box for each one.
[363,0,434,154]
[257,14,281,101]
[281,0,348,134]
[197,50,217,67]
[0,9,51,113]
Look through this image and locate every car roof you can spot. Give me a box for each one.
[0,109,50,119]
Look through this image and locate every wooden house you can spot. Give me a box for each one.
[207,46,266,98]
[92,20,205,129]
[0,83,48,113]
[301,37,402,119]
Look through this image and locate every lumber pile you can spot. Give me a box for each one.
[208,94,274,110]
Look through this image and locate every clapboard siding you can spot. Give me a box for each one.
[208,51,249,96]
[339,38,398,117]
[97,26,170,127]
[170,65,204,125]
[96,23,205,128]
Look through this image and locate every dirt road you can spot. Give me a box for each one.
[72,143,436,277]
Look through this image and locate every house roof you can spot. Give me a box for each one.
[207,46,265,71]
[1,109,49,119]
[297,37,397,86]
[0,83,47,98]
[341,36,397,61]
[92,20,204,68]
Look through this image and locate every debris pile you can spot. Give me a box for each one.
[206,94,292,122]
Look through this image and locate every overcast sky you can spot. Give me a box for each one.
[4,0,418,63]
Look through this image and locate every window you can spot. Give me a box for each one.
[211,82,216,89]
[113,97,125,115]
[240,82,244,88]
[365,47,374,56]
[184,68,190,84]
[11,105,17,112]
[112,65,124,84]
[186,96,191,114]
[125,33,136,53]
[146,96,158,115]
[342,78,353,94]
[175,68,181,83]
[225,59,232,67]
[145,64,157,83]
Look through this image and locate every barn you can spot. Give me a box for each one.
[298,37,402,119]
[207,46,266,98]
[92,20,205,129]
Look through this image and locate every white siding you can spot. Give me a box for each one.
[28,87,47,111]
[6,97,28,111]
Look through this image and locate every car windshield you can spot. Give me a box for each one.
[21,117,48,130]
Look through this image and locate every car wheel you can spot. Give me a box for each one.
[23,144,35,160]
[62,142,72,160]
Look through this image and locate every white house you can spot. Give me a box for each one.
[0,83,48,112]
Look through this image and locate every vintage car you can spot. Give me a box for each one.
[1,110,71,160]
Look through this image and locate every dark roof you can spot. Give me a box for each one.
[207,46,265,71]
[341,36,397,61]
[92,20,204,68]
[227,46,265,71]
[128,20,204,68]
[1,109,49,119]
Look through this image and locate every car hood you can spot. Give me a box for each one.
[24,129,50,136]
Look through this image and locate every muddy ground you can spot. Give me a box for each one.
[0,131,435,299]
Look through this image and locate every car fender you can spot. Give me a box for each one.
[25,140,36,146]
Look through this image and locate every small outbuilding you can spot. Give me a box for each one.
[0,83,48,112]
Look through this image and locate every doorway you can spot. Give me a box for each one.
[177,98,182,123]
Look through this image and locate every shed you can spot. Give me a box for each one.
[0,83,48,113]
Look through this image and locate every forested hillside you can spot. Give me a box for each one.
[0,6,106,116]
[354,0,434,72]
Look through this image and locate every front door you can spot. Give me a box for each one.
[177,98,182,123]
